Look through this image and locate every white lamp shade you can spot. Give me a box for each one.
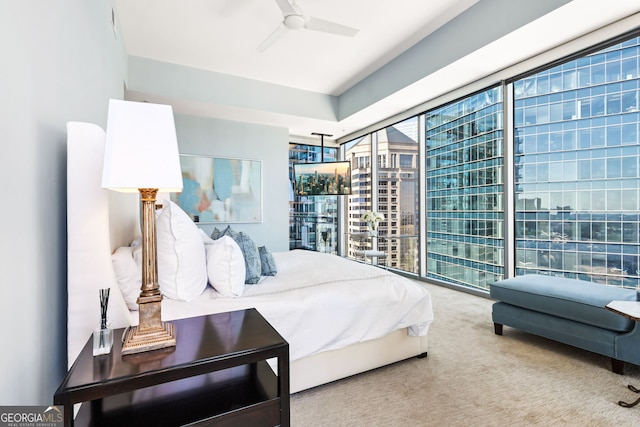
[102,99,183,192]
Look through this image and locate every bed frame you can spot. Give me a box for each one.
[66,121,428,394]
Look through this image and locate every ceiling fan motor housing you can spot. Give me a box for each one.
[284,14,305,29]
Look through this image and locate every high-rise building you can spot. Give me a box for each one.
[425,87,505,289]
[345,125,419,271]
[513,37,640,289]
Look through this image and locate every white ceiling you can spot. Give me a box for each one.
[114,0,640,141]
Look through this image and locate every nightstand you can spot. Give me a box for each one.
[54,309,289,426]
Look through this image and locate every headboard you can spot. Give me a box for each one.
[66,122,139,368]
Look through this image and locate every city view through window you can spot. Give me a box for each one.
[514,37,640,289]
[289,34,640,293]
[425,87,505,288]
[289,145,338,253]
[344,122,420,272]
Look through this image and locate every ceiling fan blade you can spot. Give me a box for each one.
[257,23,288,53]
[305,16,359,37]
[274,0,297,16]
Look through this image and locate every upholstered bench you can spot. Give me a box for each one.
[490,275,640,374]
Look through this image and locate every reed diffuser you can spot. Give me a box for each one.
[93,288,113,356]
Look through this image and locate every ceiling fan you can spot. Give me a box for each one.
[258,0,359,52]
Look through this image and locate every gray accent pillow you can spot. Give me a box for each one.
[259,246,277,276]
[210,227,223,240]
[234,232,261,284]
[210,225,233,240]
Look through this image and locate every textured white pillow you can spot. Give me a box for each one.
[206,235,246,297]
[111,246,141,311]
[156,201,208,301]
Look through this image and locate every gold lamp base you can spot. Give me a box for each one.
[122,294,176,355]
[121,323,176,355]
[122,188,177,356]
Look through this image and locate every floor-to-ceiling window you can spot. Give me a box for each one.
[344,135,373,261]
[289,144,339,252]
[375,118,420,273]
[513,37,640,289]
[334,30,640,294]
[425,87,505,290]
[342,121,421,274]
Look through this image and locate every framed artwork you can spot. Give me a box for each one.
[170,154,262,223]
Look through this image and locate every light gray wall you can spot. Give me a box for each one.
[0,1,127,404]
[127,56,338,122]
[174,114,290,252]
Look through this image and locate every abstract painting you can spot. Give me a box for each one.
[170,154,262,223]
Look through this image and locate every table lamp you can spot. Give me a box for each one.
[102,99,183,355]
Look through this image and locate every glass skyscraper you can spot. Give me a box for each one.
[425,87,505,290]
[514,37,640,289]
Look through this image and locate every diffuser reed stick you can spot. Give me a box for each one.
[99,288,110,345]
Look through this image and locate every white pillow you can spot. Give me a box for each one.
[111,246,141,311]
[199,228,215,245]
[206,235,246,297]
[156,200,208,301]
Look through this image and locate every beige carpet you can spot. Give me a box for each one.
[290,282,640,426]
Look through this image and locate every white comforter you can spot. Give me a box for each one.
[161,250,434,361]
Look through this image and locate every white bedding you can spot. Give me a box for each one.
[154,250,433,361]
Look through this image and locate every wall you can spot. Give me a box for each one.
[0,1,127,404]
[127,56,338,123]
[174,114,290,252]
[338,0,572,120]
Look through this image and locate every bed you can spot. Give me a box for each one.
[66,121,433,394]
